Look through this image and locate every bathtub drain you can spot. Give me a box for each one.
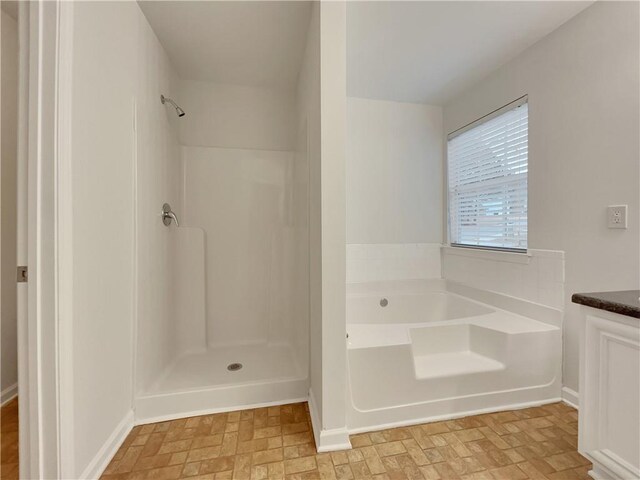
[227,363,243,371]
[380,298,388,307]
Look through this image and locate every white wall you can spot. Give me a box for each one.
[174,41,308,369]
[297,0,322,425]
[181,146,298,348]
[134,8,182,395]
[347,244,442,284]
[70,2,137,475]
[443,247,565,310]
[68,1,186,475]
[443,1,640,395]
[178,79,296,151]
[318,0,349,445]
[1,9,19,402]
[346,98,443,244]
[345,97,444,284]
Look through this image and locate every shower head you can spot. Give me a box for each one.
[161,94,186,117]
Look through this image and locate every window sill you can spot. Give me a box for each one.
[442,245,532,265]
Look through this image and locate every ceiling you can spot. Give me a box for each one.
[347,1,593,105]
[139,1,312,90]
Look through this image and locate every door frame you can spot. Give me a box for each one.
[17,1,72,477]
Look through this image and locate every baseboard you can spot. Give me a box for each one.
[561,387,579,409]
[316,426,352,453]
[1,383,18,406]
[79,410,134,480]
[308,389,322,449]
[308,388,351,452]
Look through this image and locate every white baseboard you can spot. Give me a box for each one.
[79,410,134,480]
[308,389,351,452]
[1,383,18,406]
[308,388,322,447]
[562,387,579,409]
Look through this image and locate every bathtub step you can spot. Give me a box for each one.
[413,351,505,380]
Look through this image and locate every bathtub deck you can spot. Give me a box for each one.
[347,309,557,350]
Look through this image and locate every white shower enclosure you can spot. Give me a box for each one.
[133,2,315,422]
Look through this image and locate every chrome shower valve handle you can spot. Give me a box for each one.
[161,203,179,227]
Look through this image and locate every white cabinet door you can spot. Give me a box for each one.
[580,310,640,480]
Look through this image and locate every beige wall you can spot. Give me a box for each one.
[1,9,19,401]
[443,1,640,396]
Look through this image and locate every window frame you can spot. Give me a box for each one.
[446,95,529,254]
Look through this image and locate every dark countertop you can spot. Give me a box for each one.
[572,290,640,319]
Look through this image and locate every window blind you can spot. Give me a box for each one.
[447,97,528,252]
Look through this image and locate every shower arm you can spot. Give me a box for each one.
[160,94,186,117]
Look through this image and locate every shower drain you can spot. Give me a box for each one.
[227,363,243,371]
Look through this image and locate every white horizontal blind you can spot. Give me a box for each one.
[447,99,528,251]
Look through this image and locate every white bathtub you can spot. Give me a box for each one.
[346,280,563,433]
[348,291,493,325]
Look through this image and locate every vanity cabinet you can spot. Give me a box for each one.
[574,292,640,480]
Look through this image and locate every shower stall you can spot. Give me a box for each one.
[132,1,317,422]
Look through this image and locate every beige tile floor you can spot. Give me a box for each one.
[0,397,19,480]
[100,401,591,480]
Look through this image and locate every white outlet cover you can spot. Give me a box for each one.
[608,205,628,229]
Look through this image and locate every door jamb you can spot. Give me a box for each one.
[17,1,70,477]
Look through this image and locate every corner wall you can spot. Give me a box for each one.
[443,1,640,398]
[134,6,182,397]
[67,2,184,476]
[316,0,350,450]
[346,97,443,245]
[297,0,323,437]
[346,97,444,284]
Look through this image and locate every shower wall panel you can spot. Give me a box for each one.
[181,146,305,349]
[171,227,207,356]
[134,14,182,394]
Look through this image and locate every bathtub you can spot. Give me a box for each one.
[346,279,563,432]
[348,291,493,324]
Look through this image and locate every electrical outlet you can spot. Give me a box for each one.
[608,205,628,229]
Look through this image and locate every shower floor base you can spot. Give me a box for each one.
[135,344,308,423]
[150,344,305,393]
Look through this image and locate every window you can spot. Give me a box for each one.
[447,96,528,252]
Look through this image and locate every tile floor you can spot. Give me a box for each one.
[101,402,591,480]
[0,397,19,480]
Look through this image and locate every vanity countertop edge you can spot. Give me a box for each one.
[571,290,640,319]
